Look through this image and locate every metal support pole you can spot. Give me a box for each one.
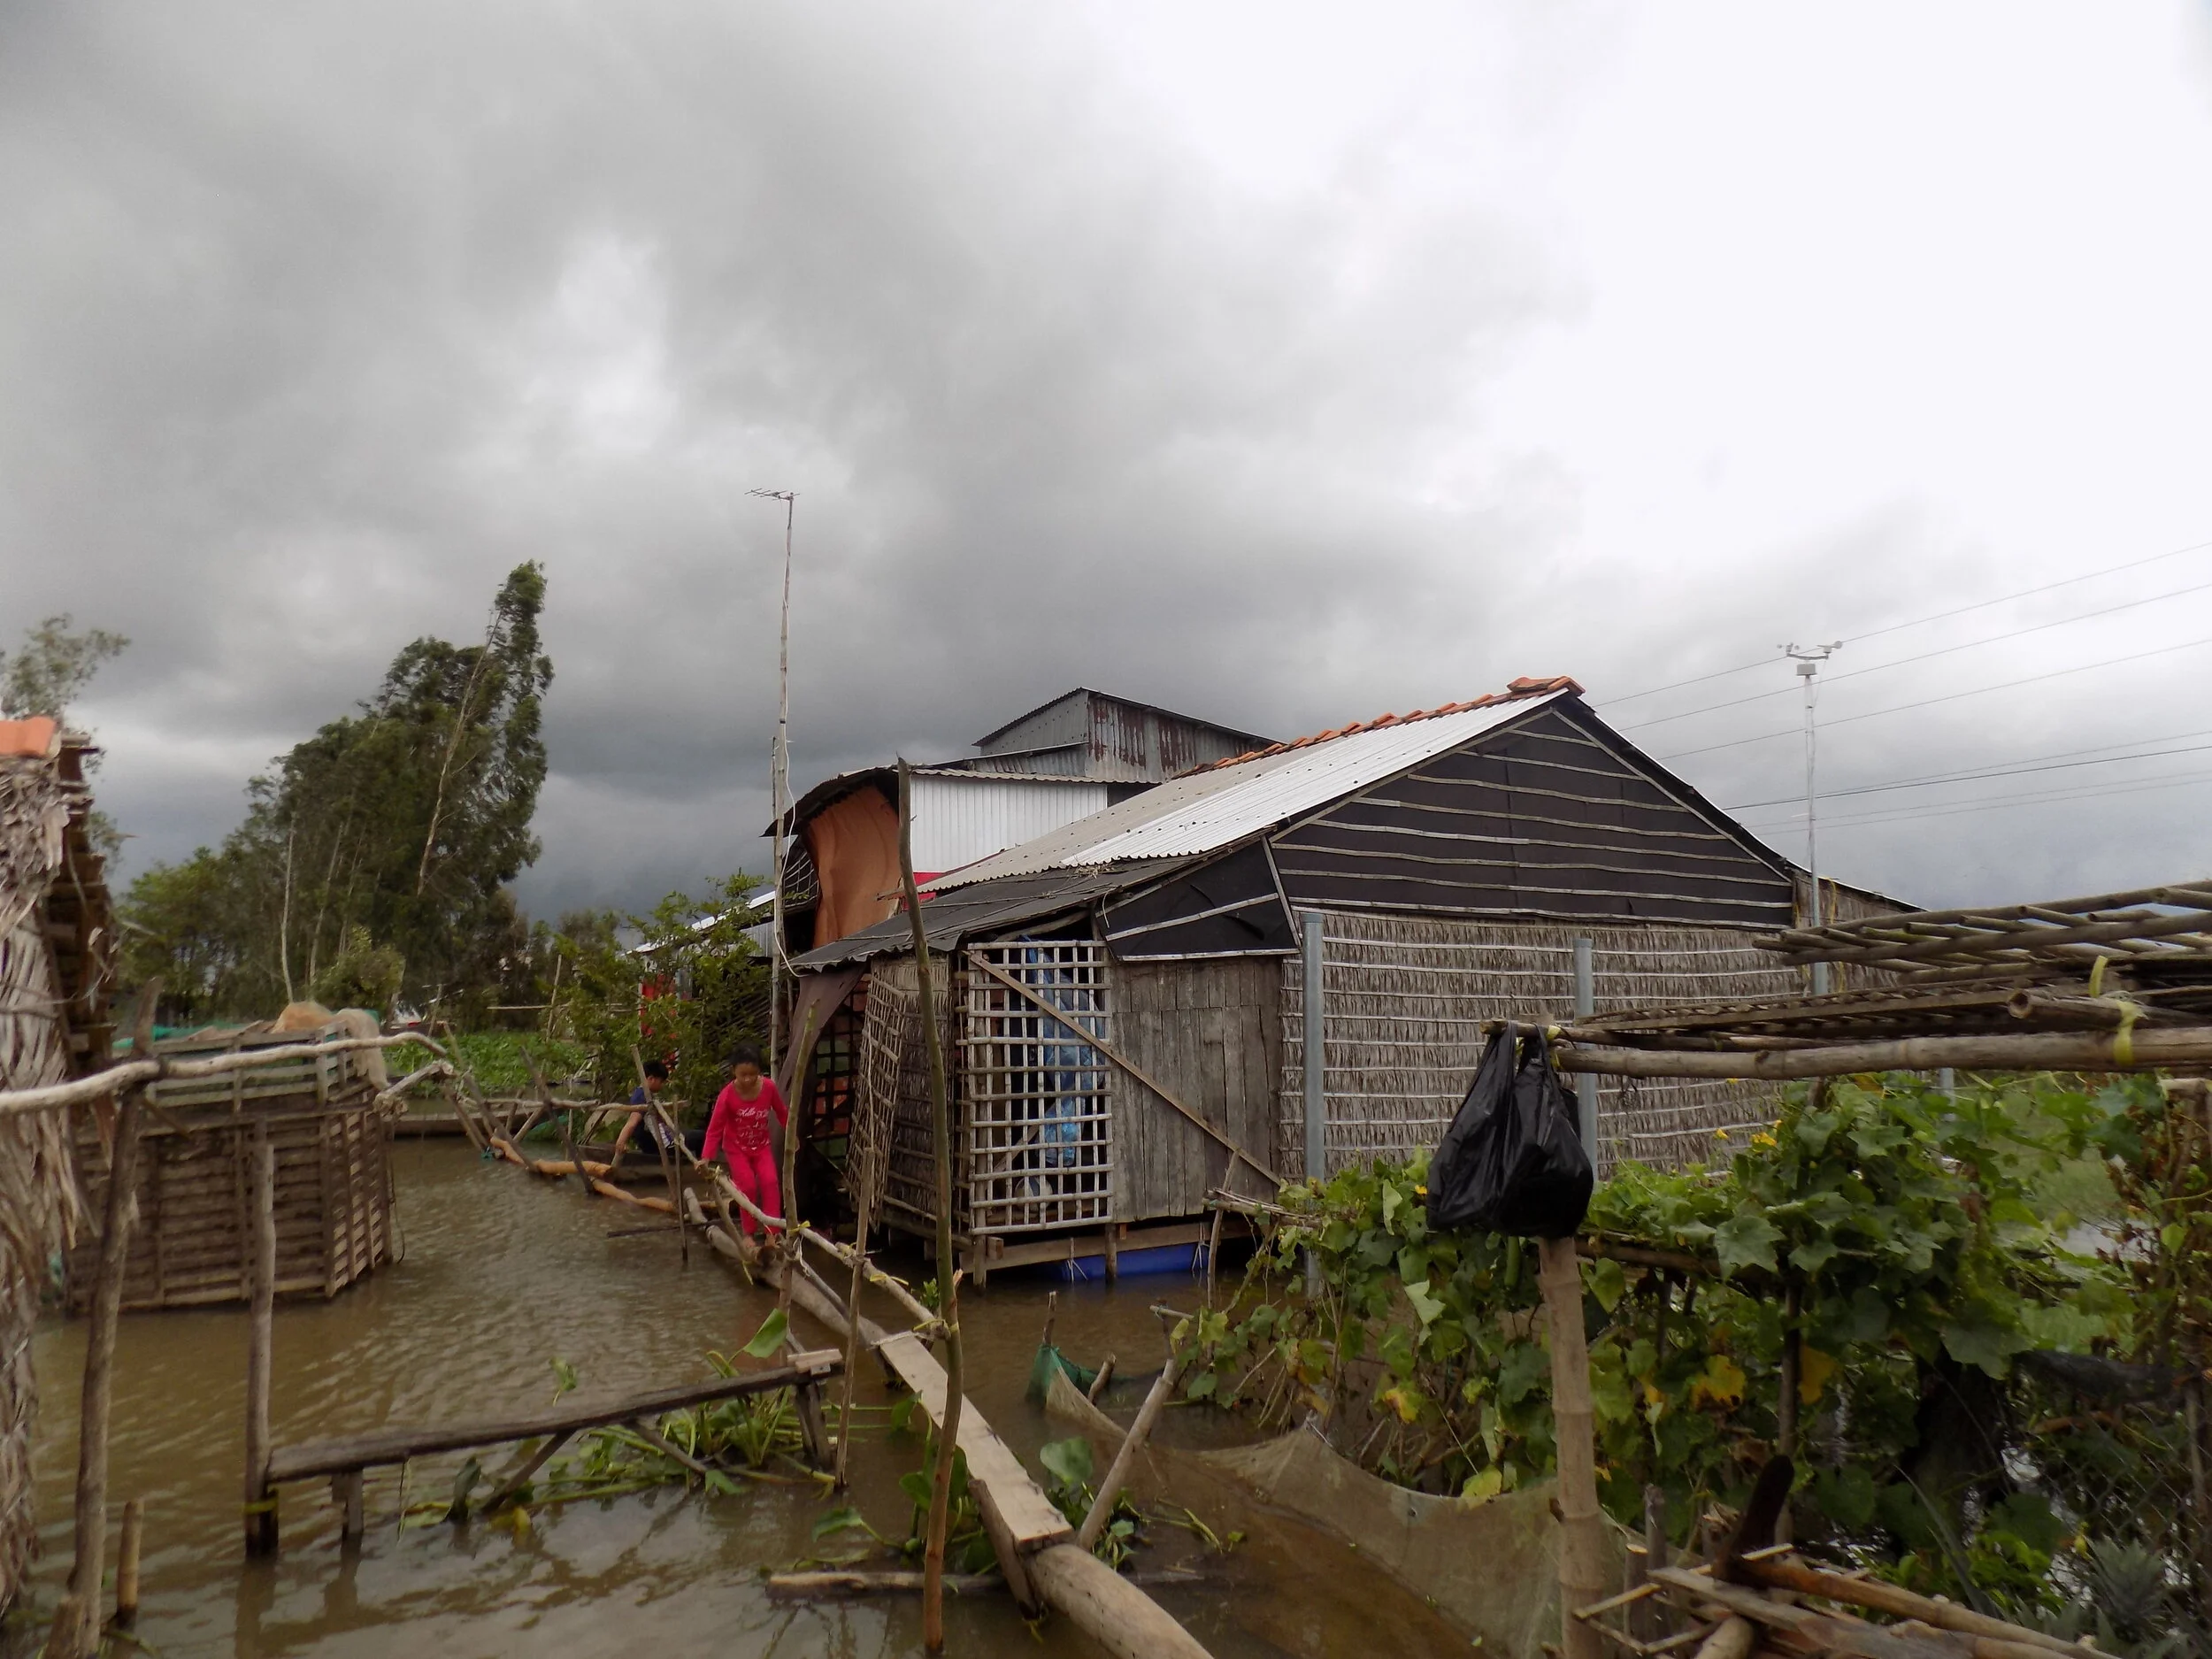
[1302,910,1325,1298]
[1573,936,1598,1165]
[1787,642,1840,996]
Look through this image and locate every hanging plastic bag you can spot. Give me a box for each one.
[1425,1021,1593,1238]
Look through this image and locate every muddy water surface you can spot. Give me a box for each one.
[19,1143,1471,1657]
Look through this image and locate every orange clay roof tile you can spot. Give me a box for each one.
[0,717,59,759]
[1203,678,1585,770]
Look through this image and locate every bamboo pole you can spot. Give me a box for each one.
[63,988,158,1659]
[0,1029,449,1118]
[901,758,963,1654]
[1539,1235,1606,1659]
[1076,1351,1184,1553]
[244,1125,279,1555]
[1554,1025,2212,1079]
[115,1497,143,1629]
[834,1194,873,1490]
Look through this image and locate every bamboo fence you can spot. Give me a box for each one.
[1279,911,1808,1178]
[0,736,111,1614]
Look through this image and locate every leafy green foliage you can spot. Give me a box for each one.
[549,871,768,1110]
[0,612,129,856]
[120,563,552,1020]
[1179,1072,2139,1605]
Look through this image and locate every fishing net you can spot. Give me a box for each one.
[1027,1343,1099,1403]
[1197,1425,1611,1655]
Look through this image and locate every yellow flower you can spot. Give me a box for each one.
[1750,1131,1778,1149]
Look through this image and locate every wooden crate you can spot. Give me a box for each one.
[65,1028,396,1310]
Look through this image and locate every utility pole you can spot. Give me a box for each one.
[750,488,796,1080]
[1784,641,1841,994]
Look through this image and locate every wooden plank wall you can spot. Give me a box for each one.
[67,1090,395,1311]
[1110,956,1282,1222]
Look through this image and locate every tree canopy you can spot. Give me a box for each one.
[122,563,553,1020]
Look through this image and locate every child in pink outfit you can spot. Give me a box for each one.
[703,1048,787,1237]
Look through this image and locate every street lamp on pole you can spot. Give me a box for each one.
[1784,641,1841,994]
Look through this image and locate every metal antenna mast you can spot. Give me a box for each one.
[1784,641,1841,994]
[750,488,796,1078]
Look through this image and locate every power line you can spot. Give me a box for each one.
[1596,532,2212,706]
[1740,765,2212,835]
[1655,634,2212,763]
[1722,729,2212,811]
[1618,573,2212,733]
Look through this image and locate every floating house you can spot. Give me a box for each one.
[784,678,1899,1277]
[0,718,114,1613]
[773,689,1271,1190]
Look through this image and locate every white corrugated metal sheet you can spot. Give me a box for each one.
[931,691,1568,890]
[910,774,1110,875]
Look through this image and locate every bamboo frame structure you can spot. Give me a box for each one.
[0,726,112,1619]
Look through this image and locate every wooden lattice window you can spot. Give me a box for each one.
[962,942,1113,1233]
[801,984,866,1171]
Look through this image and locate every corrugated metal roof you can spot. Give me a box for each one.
[791,860,1194,970]
[930,687,1571,891]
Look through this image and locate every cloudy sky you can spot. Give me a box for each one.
[7,1,2212,918]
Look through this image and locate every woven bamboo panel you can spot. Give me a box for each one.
[0,739,110,1612]
[1279,910,1797,1179]
[866,958,967,1240]
[65,1033,396,1312]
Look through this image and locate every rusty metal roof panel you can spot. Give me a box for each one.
[931,688,1571,890]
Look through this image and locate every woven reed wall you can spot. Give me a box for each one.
[0,756,94,1613]
[1279,910,1799,1180]
[856,958,964,1239]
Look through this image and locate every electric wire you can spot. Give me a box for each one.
[1655,634,2212,763]
[1617,573,2212,732]
[1740,765,2212,835]
[1596,532,2212,706]
[1722,729,2212,812]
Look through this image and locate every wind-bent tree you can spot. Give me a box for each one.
[123,563,554,1020]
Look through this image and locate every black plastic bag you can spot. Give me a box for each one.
[1425,1021,1593,1238]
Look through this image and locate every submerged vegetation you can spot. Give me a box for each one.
[1181,1072,2205,1634]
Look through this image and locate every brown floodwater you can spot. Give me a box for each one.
[14,1141,1473,1657]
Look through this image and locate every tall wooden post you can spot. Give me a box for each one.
[901,758,964,1654]
[1539,1235,1606,1659]
[115,1497,144,1629]
[244,1125,279,1555]
[65,987,157,1658]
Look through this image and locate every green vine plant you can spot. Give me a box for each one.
[1178,1072,2158,1621]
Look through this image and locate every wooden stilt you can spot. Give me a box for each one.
[795,1382,830,1469]
[1204,1207,1225,1305]
[1102,1225,1119,1284]
[1539,1235,1605,1659]
[1076,1351,1183,1553]
[115,1497,144,1630]
[333,1471,365,1544]
[899,759,964,1655]
[47,1594,84,1659]
[478,1429,572,1516]
[66,991,157,1658]
[244,1125,279,1555]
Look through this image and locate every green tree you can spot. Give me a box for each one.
[2,612,131,858]
[0,613,128,720]
[120,563,554,1018]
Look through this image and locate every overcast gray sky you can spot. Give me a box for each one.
[8,1,2212,918]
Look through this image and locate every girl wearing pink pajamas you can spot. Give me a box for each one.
[703,1048,788,1236]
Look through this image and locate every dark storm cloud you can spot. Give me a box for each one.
[12,2,2212,919]
[0,0,1562,912]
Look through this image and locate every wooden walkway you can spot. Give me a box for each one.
[267,1352,841,1485]
[877,1332,1070,1550]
